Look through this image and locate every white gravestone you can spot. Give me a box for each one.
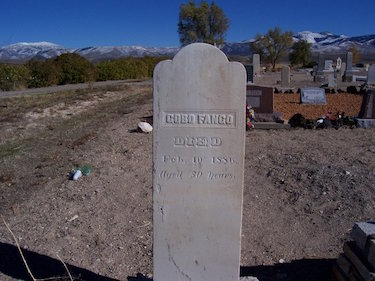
[153,43,246,281]
[336,57,342,70]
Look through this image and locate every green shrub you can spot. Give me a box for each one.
[0,64,29,91]
[26,59,59,88]
[54,53,95,85]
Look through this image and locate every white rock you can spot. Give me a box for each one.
[72,170,82,181]
[138,121,153,133]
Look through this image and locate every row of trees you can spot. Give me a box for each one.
[177,1,311,69]
[0,54,163,91]
[177,1,360,70]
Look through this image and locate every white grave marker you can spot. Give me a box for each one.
[153,43,246,281]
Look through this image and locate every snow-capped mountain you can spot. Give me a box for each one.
[0,42,69,62]
[1,31,375,63]
[75,46,179,61]
[0,42,179,63]
[293,31,375,53]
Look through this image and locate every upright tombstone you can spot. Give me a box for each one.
[339,62,346,79]
[324,60,334,72]
[359,90,375,119]
[344,52,354,82]
[153,43,246,281]
[246,85,273,114]
[281,66,290,88]
[336,57,342,71]
[315,53,325,82]
[367,64,375,85]
[328,73,336,88]
[245,65,254,83]
[253,53,260,75]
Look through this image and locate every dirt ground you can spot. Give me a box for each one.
[0,79,374,281]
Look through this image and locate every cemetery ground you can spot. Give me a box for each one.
[0,79,374,281]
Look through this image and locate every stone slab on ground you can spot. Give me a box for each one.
[253,122,291,130]
[351,222,375,250]
[240,277,259,281]
[337,253,353,275]
[369,240,375,270]
[357,119,375,128]
[343,242,375,281]
[332,265,350,281]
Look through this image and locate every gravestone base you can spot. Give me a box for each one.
[314,75,325,83]
[240,277,260,281]
[343,71,354,82]
[254,112,284,123]
[252,122,291,130]
[356,119,375,128]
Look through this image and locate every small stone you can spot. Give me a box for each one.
[345,171,351,175]
[279,258,285,263]
[138,122,153,133]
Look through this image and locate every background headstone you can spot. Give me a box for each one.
[245,65,254,83]
[253,53,260,75]
[246,85,273,114]
[281,66,290,88]
[339,62,346,79]
[324,60,334,72]
[336,57,342,70]
[315,53,325,82]
[300,87,326,104]
[367,64,375,85]
[344,52,354,82]
[153,43,246,281]
[328,73,336,88]
[359,90,375,119]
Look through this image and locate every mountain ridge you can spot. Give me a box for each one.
[1,31,375,63]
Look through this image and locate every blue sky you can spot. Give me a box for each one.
[1,0,374,48]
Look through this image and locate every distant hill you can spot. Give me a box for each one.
[1,31,375,63]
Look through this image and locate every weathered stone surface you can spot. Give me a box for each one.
[351,222,375,251]
[344,242,375,281]
[300,87,326,104]
[337,253,353,275]
[153,43,246,281]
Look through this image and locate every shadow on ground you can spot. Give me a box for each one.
[241,258,335,281]
[128,259,335,281]
[0,242,118,281]
[0,241,335,281]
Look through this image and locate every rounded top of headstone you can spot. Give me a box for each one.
[173,43,229,64]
